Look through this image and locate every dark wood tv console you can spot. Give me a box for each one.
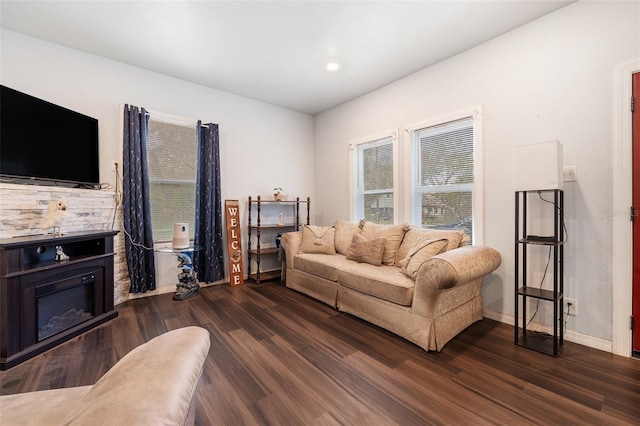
[0,230,119,369]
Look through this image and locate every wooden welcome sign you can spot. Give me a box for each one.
[225,200,244,287]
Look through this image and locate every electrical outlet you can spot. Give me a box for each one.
[565,297,577,316]
[563,165,577,182]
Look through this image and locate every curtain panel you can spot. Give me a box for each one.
[194,121,224,283]
[123,104,156,293]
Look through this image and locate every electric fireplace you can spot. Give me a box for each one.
[37,273,95,341]
[0,230,118,369]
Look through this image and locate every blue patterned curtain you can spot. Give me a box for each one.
[123,104,156,293]
[193,121,224,283]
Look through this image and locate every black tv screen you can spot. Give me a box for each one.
[0,85,99,187]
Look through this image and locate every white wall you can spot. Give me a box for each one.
[1,29,316,299]
[2,1,639,347]
[314,1,640,347]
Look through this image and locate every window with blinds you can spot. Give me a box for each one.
[355,137,394,224]
[147,118,197,242]
[414,117,474,241]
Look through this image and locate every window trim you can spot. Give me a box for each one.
[348,128,399,223]
[404,106,484,245]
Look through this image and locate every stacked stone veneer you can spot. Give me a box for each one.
[0,182,131,304]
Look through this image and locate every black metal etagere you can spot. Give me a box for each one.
[514,189,564,356]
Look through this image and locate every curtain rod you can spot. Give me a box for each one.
[132,107,215,128]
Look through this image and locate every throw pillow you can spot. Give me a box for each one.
[395,228,467,264]
[300,225,336,255]
[334,219,362,255]
[399,237,448,279]
[361,221,409,266]
[459,232,471,247]
[346,233,386,266]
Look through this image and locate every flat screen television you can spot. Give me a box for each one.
[0,85,100,188]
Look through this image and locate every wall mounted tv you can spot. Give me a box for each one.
[0,85,100,188]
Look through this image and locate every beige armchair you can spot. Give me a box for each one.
[0,326,210,425]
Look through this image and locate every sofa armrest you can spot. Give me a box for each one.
[412,246,501,317]
[62,326,210,426]
[281,231,302,269]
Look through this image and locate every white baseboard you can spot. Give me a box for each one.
[483,310,613,353]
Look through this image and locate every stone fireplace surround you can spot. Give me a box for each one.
[0,182,129,304]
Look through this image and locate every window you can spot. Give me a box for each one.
[147,116,197,242]
[408,107,483,244]
[350,130,398,224]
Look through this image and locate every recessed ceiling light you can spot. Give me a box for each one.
[326,62,340,71]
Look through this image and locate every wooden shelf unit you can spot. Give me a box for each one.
[247,196,310,283]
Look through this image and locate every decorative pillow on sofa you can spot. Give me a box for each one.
[361,221,409,266]
[395,227,468,264]
[398,237,448,279]
[346,233,386,266]
[334,219,363,255]
[300,225,336,255]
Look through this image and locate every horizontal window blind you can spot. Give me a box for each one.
[148,120,197,181]
[361,140,393,192]
[418,118,473,189]
[147,119,197,242]
[415,117,474,241]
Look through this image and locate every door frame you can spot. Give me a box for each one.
[612,58,640,357]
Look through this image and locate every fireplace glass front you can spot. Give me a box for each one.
[36,273,95,341]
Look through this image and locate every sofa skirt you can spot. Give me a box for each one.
[337,285,483,352]
[286,268,339,308]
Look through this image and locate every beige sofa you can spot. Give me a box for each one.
[281,220,501,351]
[0,326,210,426]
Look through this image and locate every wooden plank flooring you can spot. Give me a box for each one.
[2,282,639,425]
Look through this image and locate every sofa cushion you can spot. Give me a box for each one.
[338,262,415,306]
[300,225,336,255]
[398,237,448,279]
[0,386,92,426]
[346,233,386,266]
[361,221,409,266]
[334,219,363,255]
[395,227,467,264]
[294,253,353,282]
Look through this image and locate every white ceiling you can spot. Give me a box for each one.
[1,1,573,115]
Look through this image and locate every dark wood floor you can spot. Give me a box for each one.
[2,282,639,425]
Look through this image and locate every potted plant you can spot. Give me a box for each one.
[273,187,288,201]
